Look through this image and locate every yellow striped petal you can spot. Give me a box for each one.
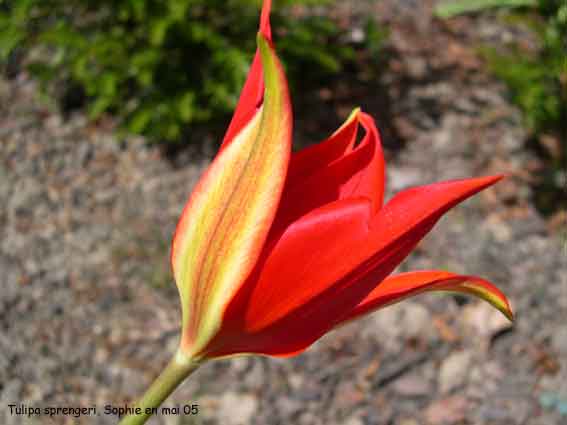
[171,34,292,358]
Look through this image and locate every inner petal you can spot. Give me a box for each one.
[272,112,385,236]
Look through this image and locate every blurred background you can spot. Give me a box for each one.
[0,0,566,424]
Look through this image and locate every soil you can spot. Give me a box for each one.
[1,1,565,424]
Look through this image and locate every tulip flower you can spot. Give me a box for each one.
[119,1,512,423]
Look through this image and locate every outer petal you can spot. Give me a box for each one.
[204,175,503,357]
[335,270,513,325]
[271,175,507,331]
[171,33,292,358]
[369,175,504,234]
[296,176,510,337]
[220,0,273,149]
[272,111,385,234]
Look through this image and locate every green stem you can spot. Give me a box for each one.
[118,349,201,425]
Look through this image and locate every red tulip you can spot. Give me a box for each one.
[119,3,515,423]
[171,0,512,362]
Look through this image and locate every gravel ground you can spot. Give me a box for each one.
[1,1,566,424]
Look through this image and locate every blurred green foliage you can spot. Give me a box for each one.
[437,0,566,215]
[481,0,566,137]
[483,0,566,215]
[0,0,377,142]
[434,0,537,18]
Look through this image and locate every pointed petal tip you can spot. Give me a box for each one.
[504,305,515,322]
[471,174,507,194]
[481,287,514,322]
[484,174,506,184]
[328,106,361,138]
[498,294,515,322]
[463,174,505,189]
[350,107,362,117]
[260,0,273,41]
[494,297,515,322]
[454,276,514,322]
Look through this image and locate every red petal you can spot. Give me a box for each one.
[245,198,374,331]
[335,270,514,325]
[353,112,385,211]
[220,0,273,150]
[272,112,385,234]
[370,175,503,233]
[259,0,273,41]
[323,175,507,306]
[205,176,504,358]
[273,176,507,355]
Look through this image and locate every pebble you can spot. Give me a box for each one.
[552,327,567,354]
[216,392,258,425]
[366,301,435,348]
[343,416,364,425]
[424,396,468,425]
[461,302,513,340]
[392,374,432,397]
[438,350,472,394]
[399,419,419,425]
[388,168,423,192]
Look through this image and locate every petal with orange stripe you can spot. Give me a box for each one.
[171,32,292,358]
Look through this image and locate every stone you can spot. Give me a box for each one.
[392,374,432,397]
[216,392,258,425]
[438,350,472,394]
[343,415,364,425]
[461,302,513,340]
[424,396,468,424]
[551,326,567,354]
[365,301,434,349]
[399,419,419,425]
